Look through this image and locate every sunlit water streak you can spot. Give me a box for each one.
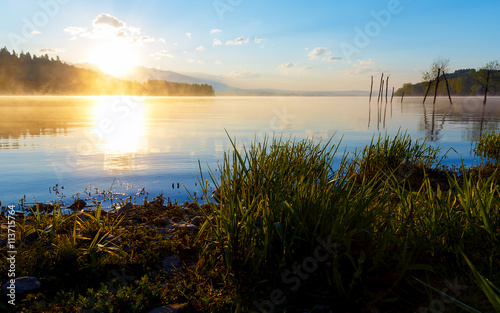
[1,96,499,210]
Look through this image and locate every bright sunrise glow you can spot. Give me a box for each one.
[92,97,147,156]
[88,41,140,77]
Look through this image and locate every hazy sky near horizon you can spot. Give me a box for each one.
[1,0,499,91]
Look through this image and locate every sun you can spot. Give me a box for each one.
[88,41,140,77]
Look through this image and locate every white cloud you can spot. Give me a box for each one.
[229,70,261,79]
[64,26,86,35]
[323,56,341,62]
[93,13,125,28]
[280,62,297,71]
[186,32,192,39]
[196,45,206,51]
[211,29,222,34]
[356,59,374,66]
[153,50,175,58]
[31,30,41,35]
[226,36,249,45]
[140,36,155,43]
[128,26,141,35]
[279,62,312,75]
[213,38,222,47]
[37,48,64,54]
[308,47,331,60]
[65,13,155,45]
[345,59,377,76]
[215,60,221,65]
[117,30,128,38]
[254,37,264,44]
[158,38,166,43]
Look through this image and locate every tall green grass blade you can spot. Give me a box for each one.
[461,251,500,311]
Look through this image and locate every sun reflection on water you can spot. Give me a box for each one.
[91,96,149,172]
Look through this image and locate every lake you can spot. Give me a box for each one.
[1,96,500,210]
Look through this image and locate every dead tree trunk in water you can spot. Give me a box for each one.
[390,87,394,116]
[433,68,441,104]
[480,99,487,136]
[368,96,372,127]
[383,92,388,124]
[483,70,491,105]
[385,77,389,102]
[369,76,373,102]
[401,91,405,102]
[442,71,453,104]
[423,81,432,104]
[379,79,384,122]
[378,73,384,102]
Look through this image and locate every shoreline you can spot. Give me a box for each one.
[1,132,499,312]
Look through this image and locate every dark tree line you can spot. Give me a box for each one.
[395,67,500,98]
[0,47,215,96]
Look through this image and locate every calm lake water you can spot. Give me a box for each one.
[1,96,500,209]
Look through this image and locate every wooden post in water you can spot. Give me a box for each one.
[401,91,405,103]
[379,79,384,122]
[391,87,394,116]
[368,97,372,127]
[378,74,385,128]
[369,76,373,102]
[385,77,389,102]
[378,73,384,102]
[383,93,388,128]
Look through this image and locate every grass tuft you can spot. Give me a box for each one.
[475,130,500,163]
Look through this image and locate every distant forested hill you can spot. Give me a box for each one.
[0,47,214,96]
[395,69,500,96]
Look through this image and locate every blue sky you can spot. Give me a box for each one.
[1,0,499,91]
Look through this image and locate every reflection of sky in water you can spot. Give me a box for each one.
[1,96,499,208]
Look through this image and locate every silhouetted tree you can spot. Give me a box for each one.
[423,58,452,104]
[474,61,500,105]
